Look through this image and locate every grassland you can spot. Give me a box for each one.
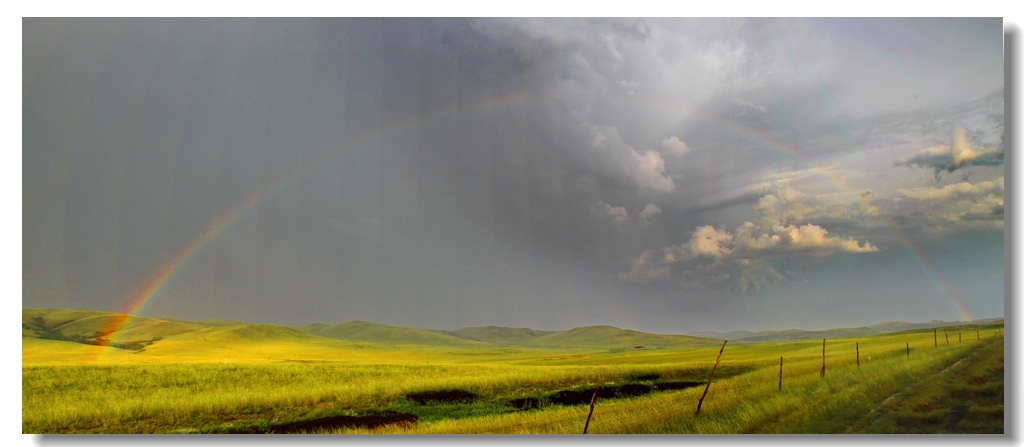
[22,308,1004,434]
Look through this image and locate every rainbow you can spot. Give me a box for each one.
[635,28,978,322]
[94,90,527,358]
[775,33,975,321]
[97,25,985,355]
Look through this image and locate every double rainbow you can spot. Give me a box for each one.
[98,28,986,356]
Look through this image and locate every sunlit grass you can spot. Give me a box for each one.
[341,331,994,434]
[23,320,1004,434]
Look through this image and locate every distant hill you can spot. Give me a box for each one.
[23,308,1003,352]
[866,319,1002,333]
[200,324,326,343]
[299,322,717,349]
[171,318,248,327]
[728,327,882,342]
[688,318,1004,342]
[440,326,556,345]
[686,330,756,341]
[521,325,720,349]
[295,320,489,347]
[22,308,204,345]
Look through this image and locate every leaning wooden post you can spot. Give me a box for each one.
[906,342,909,357]
[856,342,860,369]
[583,387,599,434]
[976,329,980,341]
[695,340,727,416]
[778,356,783,391]
[933,329,937,347]
[820,339,826,378]
[959,332,961,343]
[944,330,949,345]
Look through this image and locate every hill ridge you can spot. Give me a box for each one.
[23,308,1004,348]
[688,317,1005,342]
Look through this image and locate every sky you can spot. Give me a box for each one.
[22,18,1006,333]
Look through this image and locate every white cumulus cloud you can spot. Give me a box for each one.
[640,204,662,220]
[600,202,629,223]
[661,136,690,157]
[633,149,675,192]
[898,177,1003,201]
[590,125,676,193]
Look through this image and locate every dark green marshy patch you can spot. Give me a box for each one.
[188,366,754,433]
[652,381,704,391]
[201,410,419,434]
[405,389,478,405]
[507,396,544,410]
[547,383,652,405]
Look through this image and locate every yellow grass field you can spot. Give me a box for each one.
[22,309,1004,434]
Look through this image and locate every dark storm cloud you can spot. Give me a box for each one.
[21,18,643,328]
[683,191,764,215]
[22,18,1005,332]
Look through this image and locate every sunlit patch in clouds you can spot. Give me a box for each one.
[640,204,662,221]
[895,126,1004,179]
[622,169,880,292]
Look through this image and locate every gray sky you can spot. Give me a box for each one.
[22,18,1005,333]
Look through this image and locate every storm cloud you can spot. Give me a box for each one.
[23,18,1005,333]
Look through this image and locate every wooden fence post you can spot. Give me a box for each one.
[906,342,909,357]
[933,329,937,347]
[695,340,727,416]
[856,342,860,369]
[977,329,980,341]
[778,356,783,391]
[959,332,961,343]
[945,330,949,345]
[820,339,826,378]
[583,387,599,434]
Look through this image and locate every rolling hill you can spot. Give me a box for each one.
[23,308,204,343]
[688,318,1005,342]
[170,318,248,327]
[440,326,556,345]
[522,325,720,349]
[23,308,1003,355]
[295,320,489,347]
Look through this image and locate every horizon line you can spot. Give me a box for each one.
[22,306,1005,337]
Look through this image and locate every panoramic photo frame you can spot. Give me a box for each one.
[20,16,1009,438]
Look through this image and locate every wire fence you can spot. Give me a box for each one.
[384,328,1004,434]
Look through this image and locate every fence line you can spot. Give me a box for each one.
[350,327,1002,434]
